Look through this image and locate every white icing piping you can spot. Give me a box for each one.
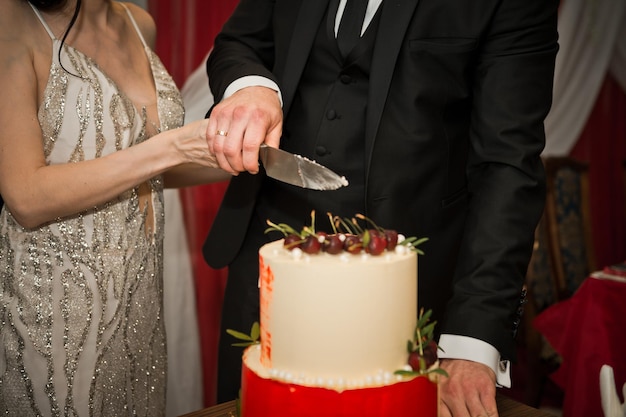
[267,367,409,391]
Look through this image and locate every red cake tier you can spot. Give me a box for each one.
[240,360,439,417]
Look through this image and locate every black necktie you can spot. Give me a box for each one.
[337,0,368,57]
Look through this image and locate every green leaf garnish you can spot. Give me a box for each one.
[227,322,260,347]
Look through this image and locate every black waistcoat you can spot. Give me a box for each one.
[257,2,382,232]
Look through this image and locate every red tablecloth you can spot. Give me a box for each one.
[534,274,626,417]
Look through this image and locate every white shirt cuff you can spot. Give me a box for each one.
[223,76,283,106]
[438,334,511,388]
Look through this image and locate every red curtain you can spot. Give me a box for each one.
[569,74,626,268]
[148,0,238,88]
[148,0,239,407]
[149,0,626,408]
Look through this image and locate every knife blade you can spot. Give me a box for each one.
[259,144,349,190]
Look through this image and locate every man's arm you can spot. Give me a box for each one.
[206,0,278,102]
[205,0,283,175]
[439,1,559,416]
[443,0,559,361]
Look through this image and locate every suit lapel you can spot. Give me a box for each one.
[365,0,420,171]
[281,0,332,114]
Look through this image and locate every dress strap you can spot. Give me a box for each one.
[120,3,149,50]
[28,3,56,40]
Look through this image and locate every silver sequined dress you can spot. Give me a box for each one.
[0,4,184,416]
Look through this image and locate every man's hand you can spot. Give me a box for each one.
[439,359,498,417]
[207,86,283,175]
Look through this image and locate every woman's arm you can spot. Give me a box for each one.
[0,6,223,228]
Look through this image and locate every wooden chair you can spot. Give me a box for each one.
[543,157,596,299]
[522,156,596,407]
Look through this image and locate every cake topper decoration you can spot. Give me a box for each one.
[264,210,428,256]
[395,308,448,378]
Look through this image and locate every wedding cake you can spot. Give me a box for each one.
[236,215,440,417]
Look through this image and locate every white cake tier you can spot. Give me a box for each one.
[258,239,418,384]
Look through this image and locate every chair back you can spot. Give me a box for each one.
[543,157,596,300]
[525,216,557,315]
[521,156,596,407]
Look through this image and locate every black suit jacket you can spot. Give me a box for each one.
[204,0,559,360]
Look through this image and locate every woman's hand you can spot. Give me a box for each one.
[170,118,219,168]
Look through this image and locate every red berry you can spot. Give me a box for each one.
[323,234,344,254]
[283,234,302,250]
[408,340,439,371]
[408,351,423,371]
[421,340,439,368]
[301,235,322,254]
[367,233,387,255]
[384,229,399,250]
[344,234,362,254]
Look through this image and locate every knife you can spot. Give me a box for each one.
[259,144,349,190]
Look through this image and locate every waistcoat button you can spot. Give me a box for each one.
[340,74,352,84]
[315,146,328,156]
[326,109,337,120]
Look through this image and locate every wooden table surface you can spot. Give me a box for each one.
[180,392,556,417]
